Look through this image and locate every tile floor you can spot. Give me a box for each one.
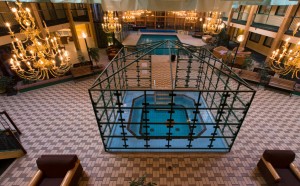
[0,34,300,185]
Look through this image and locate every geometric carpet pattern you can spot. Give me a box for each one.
[0,77,300,185]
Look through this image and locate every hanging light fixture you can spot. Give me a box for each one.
[202,11,225,35]
[122,11,135,22]
[102,11,122,33]
[172,11,186,17]
[269,23,300,78]
[6,1,71,80]
[185,10,198,24]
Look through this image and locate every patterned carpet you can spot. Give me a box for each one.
[0,75,300,185]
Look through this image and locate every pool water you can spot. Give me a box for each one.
[137,35,179,55]
[141,105,190,137]
[128,95,206,138]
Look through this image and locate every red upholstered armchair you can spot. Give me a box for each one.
[28,155,83,186]
[257,150,300,186]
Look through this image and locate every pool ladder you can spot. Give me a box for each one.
[155,91,172,105]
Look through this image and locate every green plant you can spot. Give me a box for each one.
[129,175,156,186]
[242,56,254,70]
[77,51,85,63]
[88,47,100,62]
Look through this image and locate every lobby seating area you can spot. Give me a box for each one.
[28,155,83,186]
[257,150,300,186]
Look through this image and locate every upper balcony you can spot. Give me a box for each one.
[0,3,89,37]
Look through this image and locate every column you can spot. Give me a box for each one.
[240,5,258,48]
[267,5,298,61]
[226,8,234,34]
[87,4,98,48]
[30,3,46,37]
[64,3,81,51]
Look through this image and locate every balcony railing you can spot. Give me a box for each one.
[286,16,300,37]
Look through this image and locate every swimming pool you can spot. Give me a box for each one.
[128,95,206,138]
[137,35,179,55]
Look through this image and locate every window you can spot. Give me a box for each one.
[249,32,261,43]
[258,5,272,14]
[275,6,288,16]
[263,37,274,47]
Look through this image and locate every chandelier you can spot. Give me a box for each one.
[122,11,135,22]
[269,23,300,78]
[6,1,70,80]
[185,11,198,23]
[202,11,225,35]
[102,11,122,33]
[172,11,186,17]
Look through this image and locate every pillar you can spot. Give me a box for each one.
[64,3,81,51]
[226,8,234,34]
[240,5,258,48]
[267,5,298,61]
[87,4,98,48]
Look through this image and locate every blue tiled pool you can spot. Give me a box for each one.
[128,95,206,138]
[137,35,179,55]
[107,91,228,152]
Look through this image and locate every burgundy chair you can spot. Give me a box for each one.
[28,155,83,186]
[257,150,300,186]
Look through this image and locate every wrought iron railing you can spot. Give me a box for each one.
[0,111,26,154]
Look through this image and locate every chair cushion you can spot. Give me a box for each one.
[263,150,295,168]
[39,177,64,186]
[37,155,78,178]
[276,168,300,186]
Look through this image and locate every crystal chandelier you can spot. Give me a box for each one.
[202,11,225,35]
[185,10,198,23]
[102,11,122,33]
[122,11,135,22]
[6,1,71,80]
[172,11,186,17]
[269,23,300,78]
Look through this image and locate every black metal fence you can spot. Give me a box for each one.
[89,41,256,152]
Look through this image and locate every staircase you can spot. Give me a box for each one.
[0,111,26,160]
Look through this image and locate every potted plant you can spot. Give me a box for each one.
[89,47,105,71]
[129,175,156,186]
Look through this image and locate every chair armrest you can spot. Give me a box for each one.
[262,157,281,182]
[28,170,43,186]
[290,163,300,180]
[60,159,81,186]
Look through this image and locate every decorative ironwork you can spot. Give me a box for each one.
[269,22,300,78]
[102,11,122,33]
[89,41,255,152]
[6,1,71,80]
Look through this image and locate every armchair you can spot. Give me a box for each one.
[28,155,83,186]
[257,150,300,186]
[213,46,229,59]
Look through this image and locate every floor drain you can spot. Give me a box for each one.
[150,128,154,132]
[175,128,180,131]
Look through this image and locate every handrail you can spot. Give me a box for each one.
[0,111,27,155]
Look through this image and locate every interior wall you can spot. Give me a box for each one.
[246,35,271,56]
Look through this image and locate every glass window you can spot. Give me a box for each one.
[275,6,288,16]
[249,32,261,43]
[258,5,272,14]
[263,37,274,47]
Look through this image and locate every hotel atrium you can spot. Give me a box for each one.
[0,0,300,185]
